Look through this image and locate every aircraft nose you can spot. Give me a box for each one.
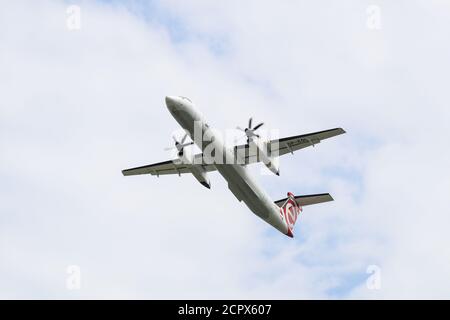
[165,96,182,112]
[165,96,195,118]
[165,95,175,105]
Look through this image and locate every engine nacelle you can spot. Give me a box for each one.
[265,155,279,176]
[249,138,280,176]
[190,165,211,189]
[177,147,211,189]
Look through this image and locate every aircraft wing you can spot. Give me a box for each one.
[122,156,216,176]
[123,128,345,175]
[234,127,346,164]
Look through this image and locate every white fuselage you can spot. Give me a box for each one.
[165,96,289,236]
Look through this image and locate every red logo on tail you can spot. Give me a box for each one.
[281,193,303,237]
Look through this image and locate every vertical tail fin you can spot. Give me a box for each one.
[280,192,302,237]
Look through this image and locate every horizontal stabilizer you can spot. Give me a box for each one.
[275,193,333,207]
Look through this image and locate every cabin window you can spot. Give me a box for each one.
[180,96,192,103]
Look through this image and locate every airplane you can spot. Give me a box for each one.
[122,96,345,237]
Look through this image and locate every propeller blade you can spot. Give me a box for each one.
[253,122,264,130]
[248,117,253,129]
[236,126,246,132]
[181,133,188,144]
[166,134,193,153]
[180,142,194,148]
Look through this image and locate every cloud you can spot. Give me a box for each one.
[1,0,450,299]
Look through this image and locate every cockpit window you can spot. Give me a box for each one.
[179,96,192,103]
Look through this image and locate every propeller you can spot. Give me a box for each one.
[236,117,264,142]
[164,133,194,156]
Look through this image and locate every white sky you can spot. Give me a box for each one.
[1,0,450,299]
